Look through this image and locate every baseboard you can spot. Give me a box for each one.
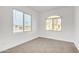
[0,36,39,52]
[74,43,79,51]
[1,36,79,52]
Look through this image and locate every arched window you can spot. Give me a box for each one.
[46,16,61,31]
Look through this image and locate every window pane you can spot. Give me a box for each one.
[13,9,23,32]
[53,18,58,31]
[57,18,61,31]
[24,14,31,31]
[46,19,52,30]
[46,16,61,31]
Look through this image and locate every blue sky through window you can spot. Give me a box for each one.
[13,9,23,25]
[13,9,31,25]
[13,9,32,32]
[24,14,31,25]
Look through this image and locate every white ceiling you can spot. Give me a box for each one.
[29,6,63,12]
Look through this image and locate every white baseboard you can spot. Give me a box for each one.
[0,36,39,52]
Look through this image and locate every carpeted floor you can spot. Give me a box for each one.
[2,37,78,53]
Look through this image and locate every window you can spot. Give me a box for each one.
[46,16,61,31]
[24,14,31,31]
[13,9,23,32]
[13,9,32,32]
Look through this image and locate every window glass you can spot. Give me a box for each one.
[24,14,32,31]
[13,9,32,32]
[46,16,61,31]
[13,9,23,32]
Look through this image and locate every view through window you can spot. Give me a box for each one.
[13,9,32,32]
[46,16,61,31]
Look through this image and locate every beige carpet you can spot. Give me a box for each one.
[2,37,78,53]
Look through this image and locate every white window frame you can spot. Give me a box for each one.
[13,9,32,33]
[46,16,62,31]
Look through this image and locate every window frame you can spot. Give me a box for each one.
[12,9,32,33]
[46,16,62,31]
[23,13,32,32]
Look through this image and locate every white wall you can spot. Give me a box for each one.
[38,7,75,42]
[0,6,39,52]
[0,6,78,52]
[74,7,79,50]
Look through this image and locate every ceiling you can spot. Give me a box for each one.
[29,6,63,12]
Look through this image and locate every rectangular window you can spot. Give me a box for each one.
[13,9,32,32]
[13,9,23,32]
[46,16,61,31]
[46,19,52,30]
[24,14,32,31]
